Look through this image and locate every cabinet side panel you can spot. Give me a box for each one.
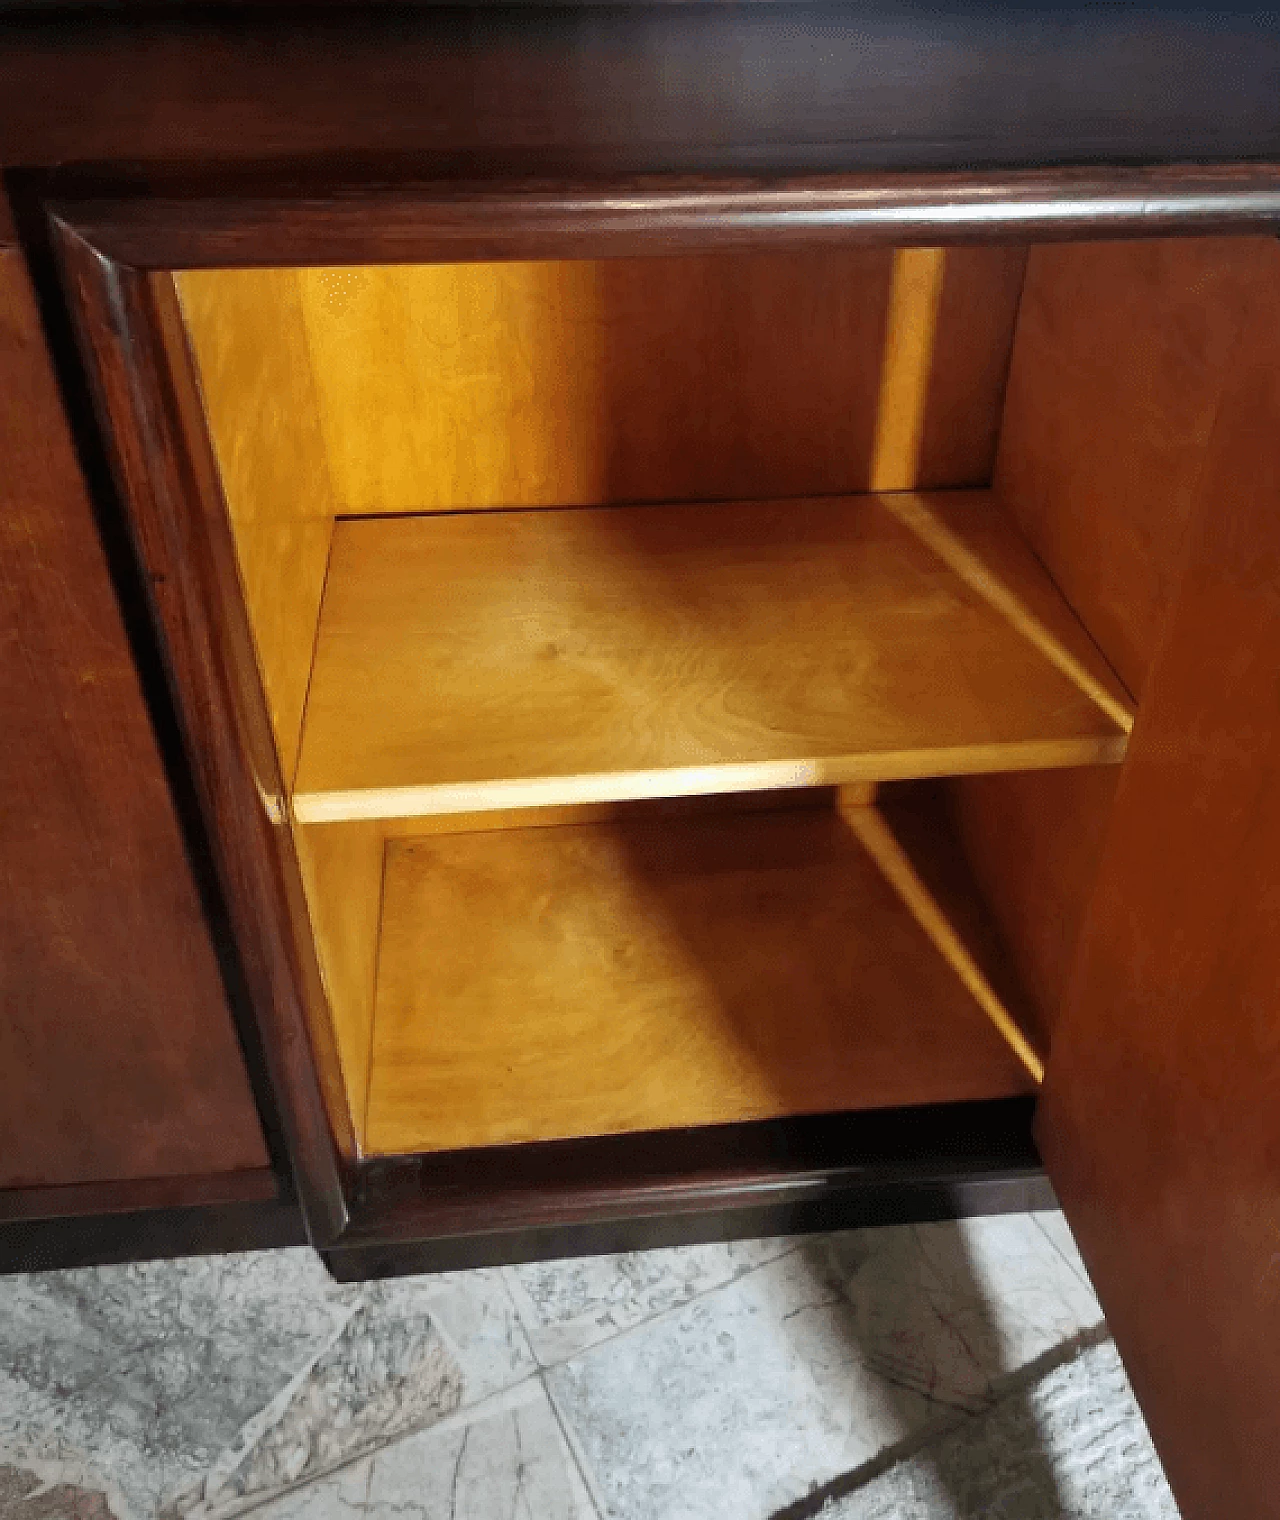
[1040,240,1280,1520]
[0,236,270,1189]
[950,237,1271,1041]
[293,822,385,1142]
[176,268,337,782]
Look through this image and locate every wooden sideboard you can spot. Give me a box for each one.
[4,9,1280,1515]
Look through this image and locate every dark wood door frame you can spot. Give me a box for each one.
[45,166,1280,1253]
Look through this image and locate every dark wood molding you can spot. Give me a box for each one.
[330,1099,1048,1275]
[49,225,352,1243]
[326,1173,1055,1280]
[0,1168,279,1225]
[6,5,1280,176]
[49,166,1280,271]
[0,1196,307,1276]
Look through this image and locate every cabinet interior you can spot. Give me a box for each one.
[173,237,1270,1158]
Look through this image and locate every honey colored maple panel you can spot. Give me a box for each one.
[916,245,1030,488]
[177,268,338,780]
[293,250,1025,514]
[363,808,1036,1155]
[293,820,386,1133]
[292,492,1128,823]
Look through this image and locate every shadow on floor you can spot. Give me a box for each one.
[765,1225,1097,1520]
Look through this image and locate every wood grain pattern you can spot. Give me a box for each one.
[952,236,1272,1043]
[364,808,1035,1155]
[874,781,1048,1063]
[949,767,1121,1049]
[177,268,337,780]
[53,233,351,1237]
[994,236,1272,698]
[272,249,1021,514]
[292,492,1127,823]
[52,171,1280,276]
[0,230,269,1190]
[879,493,1132,731]
[333,1097,1047,1272]
[918,245,1029,487]
[870,248,946,491]
[842,799,1043,1081]
[1040,239,1280,1520]
[9,0,1280,184]
[293,822,386,1138]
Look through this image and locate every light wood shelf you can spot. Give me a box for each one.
[291,490,1130,825]
[362,803,1038,1156]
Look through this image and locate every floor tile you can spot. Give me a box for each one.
[0,1250,352,1518]
[366,1383,597,1520]
[231,1461,370,1520]
[821,1339,1177,1520]
[504,1238,793,1366]
[390,1270,537,1403]
[176,1281,463,1518]
[822,1215,1104,1412]
[1034,1209,1096,1290]
[249,1382,600,1520]
[0,1215,1127,1520]
[0,1457,126,1520]
[545,1249,943,1520]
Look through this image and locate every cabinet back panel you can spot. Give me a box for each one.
[181,247,1026,521]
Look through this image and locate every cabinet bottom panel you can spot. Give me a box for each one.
[363,803,1037,1156]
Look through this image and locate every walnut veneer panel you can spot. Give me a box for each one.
[0,233,268,1189]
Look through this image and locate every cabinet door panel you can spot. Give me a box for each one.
[1040,243,1280,1520]
[0,218,270,1192]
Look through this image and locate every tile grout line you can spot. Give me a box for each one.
[194,1349,549,1520]
[504,1241,807,1373]
[540,1368,611,1520]
[1031,1212,1100,1297]
[764,1321,1116,1520]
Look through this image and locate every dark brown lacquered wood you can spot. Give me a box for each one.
[5,6,1280,174]
[50,230,350,1241]
[51,167,1280,271]
[0,209,272,1195]
[0,1196,308,1276]
[326,1169,1056,1279]
[331,1099,1048,1275]
[0,1169,279,1225]
[1040,240,1280,1520]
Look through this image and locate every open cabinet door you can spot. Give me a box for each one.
[1037,244,1280,1520]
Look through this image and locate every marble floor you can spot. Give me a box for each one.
[0,1211,1177,1520]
